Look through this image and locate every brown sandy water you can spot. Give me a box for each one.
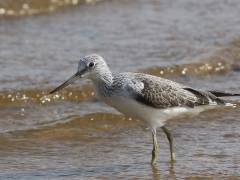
[0,0,240,179]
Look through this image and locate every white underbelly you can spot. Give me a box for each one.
[100,96,220,130]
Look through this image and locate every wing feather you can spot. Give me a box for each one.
[127,74,197,109]
[122,73,231,109]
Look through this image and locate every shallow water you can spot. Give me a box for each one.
[0,0,240,179]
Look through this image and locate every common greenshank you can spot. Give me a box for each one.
[50,54,239,165]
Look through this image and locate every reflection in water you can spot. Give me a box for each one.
[168,162,176,180]
[151,161,177,180]
[152,165,161,180]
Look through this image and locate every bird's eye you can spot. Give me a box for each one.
[88,62,95,68]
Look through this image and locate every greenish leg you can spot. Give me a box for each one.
[161,126,175,161]
[151,131,159,165]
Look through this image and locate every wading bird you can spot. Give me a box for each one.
[51,54,239,165]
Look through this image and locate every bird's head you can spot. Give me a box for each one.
[50,54,110,94]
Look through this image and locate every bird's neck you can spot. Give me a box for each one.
[98,70,113,86]
[92,70,114,98]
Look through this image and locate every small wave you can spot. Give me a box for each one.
[0,95,122,133]
[0,84,95,106]
[144,47,240,77]
[0,0,101,17]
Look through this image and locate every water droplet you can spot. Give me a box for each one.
[0,8,5,15]
[22,4,29,9]
[72,0,78,4]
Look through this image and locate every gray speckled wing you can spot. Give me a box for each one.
[125,73,224,109]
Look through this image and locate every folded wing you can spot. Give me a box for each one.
[128,74,232,109]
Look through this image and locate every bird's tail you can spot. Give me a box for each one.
[183,87,240,107]
[208,90,240,107]
[208,90,240,97]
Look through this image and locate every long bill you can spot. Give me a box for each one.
[50,72,81,94]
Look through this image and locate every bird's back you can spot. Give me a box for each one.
[112,72,238,109]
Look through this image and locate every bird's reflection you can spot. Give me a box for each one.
[151,161,176,180]
[151,164,161,180]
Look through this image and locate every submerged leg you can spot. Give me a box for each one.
[151,130,159,165]
[161,126,175,161]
